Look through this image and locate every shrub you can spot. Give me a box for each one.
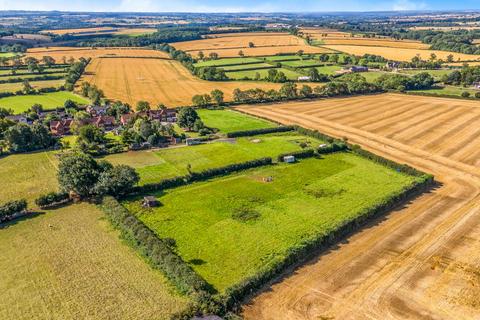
[461,91,471,98]
[35,192,69,208]
[0,199,27,220]
[226,126,294,138]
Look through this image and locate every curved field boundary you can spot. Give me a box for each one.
[236,93,480,319]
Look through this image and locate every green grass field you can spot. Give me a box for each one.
[262,55,304,62]
[0,202,189,320]
[0,52,18,58]
[220,63,272,71]
[194,57,262,68]
[0,91,89,113]
[0,151,58,205]
[0,79,65,93]
[123,154,419,292]
[281,59,325,67]
[409,85,479,97]
[0,71,65,81]
[197,109,276,133]
[398,69,454,80]
[106,132,322,185]
[315,65,343,75]
[226,67,302,80]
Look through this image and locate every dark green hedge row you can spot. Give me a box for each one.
[276,148,315,162]
[226,126,294,138]
[218,173,434,311]
[0,74,64,84]
[0,199,27,221]
[350,146,430,178]
[35,192,70,209]
[133,158,273,194]
[317,142,348,154]
[99,196,211,295]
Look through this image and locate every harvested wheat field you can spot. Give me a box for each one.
[323,44,480,62]
[26,47,169,61]
[237,93,480,320]
[80,57,281,106]
[173,32,331,58]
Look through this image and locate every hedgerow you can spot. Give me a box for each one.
[226,126,294,138]
[0,199,27,221]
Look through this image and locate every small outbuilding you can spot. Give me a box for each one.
[142,196,160,208]
[283,155,296,163]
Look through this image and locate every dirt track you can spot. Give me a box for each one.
[236,93,480,319]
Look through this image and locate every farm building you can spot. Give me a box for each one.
[284,155,296,163]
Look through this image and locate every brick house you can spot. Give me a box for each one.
[50,119,73,136]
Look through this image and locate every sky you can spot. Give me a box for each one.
[0,0,479,13]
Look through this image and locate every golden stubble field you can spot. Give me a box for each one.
[323,44,480,62]
[80,57,282,107]
[237,93,480,320]
[26,47,169,61]
[173,32,332,58]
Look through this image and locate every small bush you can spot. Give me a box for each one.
[35,192,69,208]
[0,199,27,220]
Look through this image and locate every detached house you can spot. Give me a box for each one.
[50,119,73,136]
[91,116,116,131]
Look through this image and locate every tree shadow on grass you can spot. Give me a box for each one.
[0,211,46,230]
[189,258,207,266]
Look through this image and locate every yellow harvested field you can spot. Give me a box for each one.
[323,44,480,62]
[40,27,157,36]
[80,57,281,107]
[321,38,429,49]
[173,32,331,57]
[26,47,169,61]
[0,203,189,320]
[237,93,480,320]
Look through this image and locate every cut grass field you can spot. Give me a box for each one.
[197,109,276,133]
[322,44,480,62]
[123,155,419,292]
[225,67,302,80]
[0,72,65,81]
[80,57,280,106]
[0,91,89,113]
[106,132,320,185]
[0,203,189,320]
[398,68,454,80]
[0,79,65,93]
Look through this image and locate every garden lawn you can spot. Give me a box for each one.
[197,109,276,133]
[123,154,420,292]
[105,132,321,185]
[0,91,89,114]
[194,57,262,68]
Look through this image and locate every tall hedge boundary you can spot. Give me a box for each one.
[132,157,273,194]
[226,126,294,138]
[99,196,211,296]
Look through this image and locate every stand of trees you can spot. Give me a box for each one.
[65,58,89,91]
[442,66,480,86]
[374,72,435,91]
[3,122,58,153]
[57,152,139,198]
[121,114,178,146]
